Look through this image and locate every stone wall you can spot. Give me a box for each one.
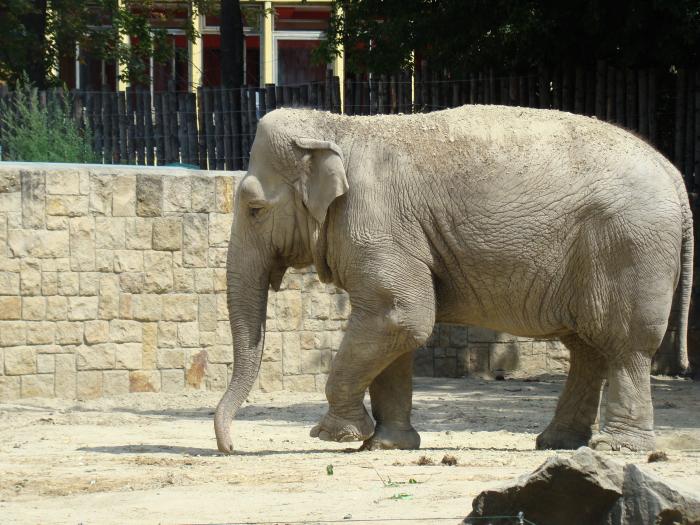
[0,163,568,402]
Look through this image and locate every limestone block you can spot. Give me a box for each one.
[163,175,191,212]
[115,343,142,370]
[46,296,68,320]
[46,195,88,216]
[79,272,100,296]
[95,250,113,272]
[110,320,142,343]
[450,326,469,347]
[8,230,70,258]
[84,320,109,344]
[185,349,208,389]
[0,296,21,320]
[77,344,115,370]
[178,321,200,347]
[0,192,21,213]
[283,374,316,392]
[112,174,136,216]
[198,294,217,332]
[98,274,120,320]
[7,211,21,228]
[57,272,79,295]
[546,341,569,373]
[259,360,283,392]
[103,370,130,396]
[182,214,208,267]
[143,251,173,293]
[157,321,178,348]
[194,268,214,293]
[282,332,301,374]
[300,331,315,350]
[301,350,325,374]
[205,363,229,391]
[216,294,229,320]
[119,273,145,294]
[46,170,81,195]
[157,347,185,369]
[161,294,198,321]
[0,255,19,272]
[129,370,161,393]
[21,374,54,397]
[4,346,35,374]
[314,374,328,393]
[77,370,102,399]
[216,320,232,344]
[0,171,20,192]
[26,321,55,345]
[22,297,45,320]
[208,248,228,268]
[41,257,70,272]
[46,216,68,230]
[152,217,182,251]
[132,294,162,321]
[142,323,157,369]
[113,250,143,273]
[413,347,434,377]
[21,171,45,228]
[209,213,233,246]
[136,174,163,217]
[95,217,125,250]
[55,353,76,398]
[434,357,458,377]
[516,341,548,377]
[20,260,42,295]
[275,290,302,331]
[89,173,114,215]
[215,176,234,213]
[200,330,216,347]
[37,354,56,373]
[41,280,60,305]
[207,344,233,364]
[469,344,491,375]
[172,266,194,292]
[119,294,133,319]
[191,176,216,212]
[161,368,185,393]
[213,269,226,292]
[69,216,95,271]
[0,376,21,399]
[55,321,83,345]
[125,218,152,250]
[0,271,20,294]
[68,296,99,321]
[469,326,518,343]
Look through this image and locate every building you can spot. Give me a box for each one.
[58,0,343,93]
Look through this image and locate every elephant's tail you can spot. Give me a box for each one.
[676,187,693,374]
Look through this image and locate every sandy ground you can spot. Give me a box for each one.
[1,376,700,525]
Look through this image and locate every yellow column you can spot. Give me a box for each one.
[190,13,204,90]
[262,1,274,84]
[117,0,130,91]
[332,5,344,111]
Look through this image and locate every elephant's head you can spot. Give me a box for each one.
[214,110,349,453]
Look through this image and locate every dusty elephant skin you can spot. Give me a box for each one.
[214,106,693,454]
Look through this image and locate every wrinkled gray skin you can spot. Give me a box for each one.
[214,106,693,454]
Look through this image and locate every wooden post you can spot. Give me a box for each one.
[562,69,573,112]
[430,71,439,110]
[539,66,550,109]
[615,69,625,125]
[125,88,135,164]
[300,84,309,107]
[595,60,606,119]
[648,69,658,144]
[167,87,178,164]
[638,69,649,137]
[324,69,333,111]
[685,70,695,183]
[345,78,354,115]
[574,66,585,114]
[212,88,224,170]
[153,92,164,166]
[186,92,198,167]
[606,65,615,122]
[527,74,536,107]
[332,76,341,113]
[247,87,257,143]
[117,91,127,164]
[695,70,700,187]
[674,69,686,173]
[276,85,285,107]
[145,90,155,165]
[585,69,595,116]
[625,68,637,130]
[93,90,104,163]
[265,84,277,111]
[159,92,171,165]
[102,88,112,163]
[378,74,387,114]
[239,89,250,169]
[177,92,188,165]
[218,88,231,170]
[231,88,243,171]
[196,87,207,169]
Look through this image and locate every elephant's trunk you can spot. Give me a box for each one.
[214,245,270,454]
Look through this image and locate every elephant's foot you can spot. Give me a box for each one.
[310,410,375,443]
[588,428,656,452]
[359,425,421,451]
[536,424,591,450]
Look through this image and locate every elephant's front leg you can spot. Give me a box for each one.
[310,264,435,444]
[360,351,421,450]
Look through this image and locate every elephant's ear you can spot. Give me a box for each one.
[294,138,349,224]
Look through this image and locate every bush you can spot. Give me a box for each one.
[0,81,96,163]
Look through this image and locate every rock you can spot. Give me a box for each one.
[467,447,624,525]
[617,464,700,525]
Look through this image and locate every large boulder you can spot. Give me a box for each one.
[466,447,700,525]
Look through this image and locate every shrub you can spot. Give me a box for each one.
[0,81,96,163]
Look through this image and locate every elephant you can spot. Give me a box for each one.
[213,105,692,454]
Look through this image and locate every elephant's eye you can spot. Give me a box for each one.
[249,205,264,218]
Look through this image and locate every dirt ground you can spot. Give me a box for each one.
[1,376,700,525]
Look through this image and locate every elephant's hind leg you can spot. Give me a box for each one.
[536,335,607,450]
[360,351,421,451]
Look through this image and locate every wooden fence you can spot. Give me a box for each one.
[0,62,698,189]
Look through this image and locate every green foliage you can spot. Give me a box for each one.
[0,0,216,87]
[320,0,700,74]
[0,80,96,163]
